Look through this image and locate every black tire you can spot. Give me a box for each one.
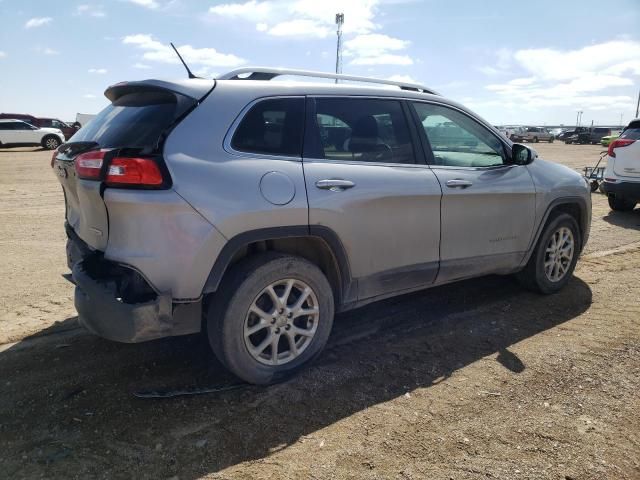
[590,180,599,193]
[608,195,636,212]
[533,136,539,143]
[516,213,581,294]
[42,135,60,150]
[565,140,572,144]
[207,252,335,385]
[549,137,554,143]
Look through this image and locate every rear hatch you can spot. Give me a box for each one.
[53,79,214,250]
[611,121,640,179]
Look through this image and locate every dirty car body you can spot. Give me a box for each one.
[53,70,591,384]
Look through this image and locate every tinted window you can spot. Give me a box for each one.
[232,98,304,157]
[70,91,194,148]
[620,125,640,140]
[311,98,415,164]
[0,123,11,131]
[412,102,505,167]
[39,119,53,128]
[14,121,34,130]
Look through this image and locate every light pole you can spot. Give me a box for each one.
[576,110,583,127]
[335,13,344,83]
[635,88,639,118]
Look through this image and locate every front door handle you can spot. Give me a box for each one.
[445,179,473,188]
[315,179,356,191]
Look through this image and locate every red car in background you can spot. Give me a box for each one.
[0,113,79,140]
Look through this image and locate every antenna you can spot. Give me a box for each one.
[335,13,344,84]
[170,42,197,79]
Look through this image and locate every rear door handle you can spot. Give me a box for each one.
[315,179,355,191]
[445,179,473,188]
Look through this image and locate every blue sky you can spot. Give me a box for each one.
[1,0,639,125]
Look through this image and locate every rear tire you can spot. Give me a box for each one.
[206,252,335,385]
[608,195,636,212]
[516,213,581,294]
[42,135,60,150]
[533,136,539,143]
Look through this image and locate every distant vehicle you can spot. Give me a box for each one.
[76,113,97,128]
[0,119,65,150]
[601,132,620,146]
[601,119,640,211]
[565,127,612,145]
[0,113,79,140]
[511,126,554,143]
[550,127,566,137]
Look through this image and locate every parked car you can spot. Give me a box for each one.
[0,119,65,149]
[565,126,612,145]
[510,126,554,143]
[557,128,580,141]
[0,113,79,140]
[601,118,640,211]
[52,68,591,385]
[550,127,566,138]
[600,132,620,146]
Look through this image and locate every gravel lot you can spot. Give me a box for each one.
[0,143,639,479]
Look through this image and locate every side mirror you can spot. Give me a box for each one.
[511,143,534,165]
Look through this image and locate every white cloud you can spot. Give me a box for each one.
[133,62,151,69]
[123,34,245,68]
[387,74,417,84]
[88,68,108,74]
[479,40,640,111]
[83,94,97,99]
[35,47,60,55]
[75,4,106,17]
[209,0,379,37]
[344,34,412,66]
[25,17,52,28]
[268,19,331,38]
[0,51,7,58]
[256,22,268,32]
[126,0,159,8]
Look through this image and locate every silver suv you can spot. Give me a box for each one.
[53,68,591,384]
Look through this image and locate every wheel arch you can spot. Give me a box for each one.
[41,134,60,148]
[523,196,589,265]
[202,226,355,308]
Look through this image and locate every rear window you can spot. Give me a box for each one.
[621,123,640,140]
[70,91,193,148]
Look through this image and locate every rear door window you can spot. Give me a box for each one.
[620,123,640,140]
[308,97,415,164]
[231,97,304,157]
[70,90,194,148]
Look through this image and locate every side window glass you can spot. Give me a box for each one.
[231,97,304,157]
[412,102,505,167]
[313,98,415,164]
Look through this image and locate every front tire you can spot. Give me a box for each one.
[608,195,636,212]
[516,213,581,294]
[207,252,335,385]
[42,135,60,150]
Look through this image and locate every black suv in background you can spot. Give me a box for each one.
[565,127,612,145]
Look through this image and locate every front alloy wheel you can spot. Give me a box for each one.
[543,226,574,282]
[44,136,60,150]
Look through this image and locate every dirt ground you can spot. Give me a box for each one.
[0,143,638,479]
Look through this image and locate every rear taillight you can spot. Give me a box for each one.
[75,150,107,180]
[607,138,635,157]
[106,157,164,186]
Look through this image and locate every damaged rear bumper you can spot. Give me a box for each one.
[68,227,201,343]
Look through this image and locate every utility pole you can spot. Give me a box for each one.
[576,110,583,127]
[335,13,344,84]
[635,88,639,118]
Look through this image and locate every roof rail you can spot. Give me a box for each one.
[216,67,439,95]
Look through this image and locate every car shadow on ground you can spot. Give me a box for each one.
[602,208,640,231]
[0,274,592,478]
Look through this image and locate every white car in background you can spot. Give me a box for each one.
[0,119,65,150]
[601,118,640,211]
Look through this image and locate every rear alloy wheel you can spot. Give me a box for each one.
[43,136,60,150]
[207,252,334,385]
[516,213,580,294]
[608,195,636,212]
